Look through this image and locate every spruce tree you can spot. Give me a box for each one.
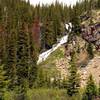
[5,32,17,89]
[16,23,29,95]
[35,68,46,88]
[98,82,100,97]
[67,51,80,96]
[44,19,56,49]
[97,0,100,8]
[82,74,97,100]
[28,32,38,88]
[87,43,94,59]
[28,41,37,88]
[61,78,67,89]
[0,65,8,100]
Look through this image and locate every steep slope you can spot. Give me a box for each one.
[38,46,66,77]
[79,55,100,87]
[81,10,100,51]
[38,10,100,87]
[38,35,100,87]
[37,35,68,64]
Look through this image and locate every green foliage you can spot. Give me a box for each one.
[98,82,100,97]
[0,0,38,96]
[3,89,83,100]
[0,65,9,100]
[67,52,80,96]
[44,19,56,49]
[97,0,100,8]
[35,68,49,88]
[82,74,97,100]
[27,89,66,100]
[0,0,99,99]
[5,33,17,90]
[3,91,15,100]
[35,67,62,89]
[87,43,94,59]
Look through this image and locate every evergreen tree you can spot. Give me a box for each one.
[35,68,46,88]
[87,43,94,59]
[98,82,100,97]
[97,0,100,8]
[16,23,29,94]
[82,74,97,100]
[61,78,67,89]
[28,33,38,88]
[53,16,62,38]
[44,19,56,49]
[0,65,8,100]
[67,52,80,96]
[5,32,17,89]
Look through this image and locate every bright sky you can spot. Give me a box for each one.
[30,0,79,6]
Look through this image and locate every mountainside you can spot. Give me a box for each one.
[0,0,100,99]
[38,36,100,87]
[38,10,100,88]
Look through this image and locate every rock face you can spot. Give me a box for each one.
[65,36,89,67]
[55,58,69,78]
[79,56,100,87]
[81,10,100,51]
[81,23,100,51]
[63,35,100,87]
[55,51,100,87]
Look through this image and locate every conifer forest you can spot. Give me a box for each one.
[0,0,100,100]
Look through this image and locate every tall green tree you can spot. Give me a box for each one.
[67,52,80,96]
[28,32,38,88]
[98,82,100,97]
[97,0,100,8]
[44,19,56,49]
[16,23,29,89]
[0,65,8,100]
[5,32,17,89]
[82,74,97,100]
[87,43,94,59]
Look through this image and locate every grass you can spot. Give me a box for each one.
[27,88,67,100]
[3,91,15,100]
[3,88,83,100]
[39,46,65,67]
[26,88,84,100]
[37,46,65,78]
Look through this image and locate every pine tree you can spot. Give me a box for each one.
[87,43,94,59]
[98,82,100,97]
[35,68,45,88]
[5,32,17,89]
[53,12,62,37]
[61,78,67,89]
[44,19,56,49]
[28,32,38,88]
[0,65,8,99]
[82,74,97,100]
[97,0,100,8]
[0,0,38,93]
[67,52,80,96]
[16,23,29,93]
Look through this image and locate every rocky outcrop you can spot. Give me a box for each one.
[65,36,89,67]
[79,56,100,87]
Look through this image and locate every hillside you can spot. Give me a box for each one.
[0,0,100,99]
[38,9,100,86]
[81,10,100,51]
[38,39,100,88]
[81,10,100,25]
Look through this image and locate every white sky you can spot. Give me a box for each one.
[30,0,79,6]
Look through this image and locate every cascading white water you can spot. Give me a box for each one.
[37,23,72,64]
